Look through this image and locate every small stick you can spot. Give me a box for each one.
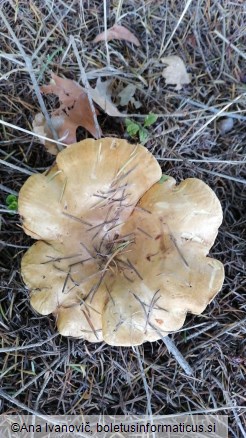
[196,168,246,185]
[0,240,29,249]
[159,0,194,56]
[133,346,153,418]
[157,157,246,165]
[149,322,193,376]
[13,357,63,398]
[214,29,246,61]
[0,158,34,176]
[0,119,67,147]
[188,93,245,143]
[0,10,61,148]
[0,389,64,425]
[0,333,58,353]
[163,335,193,376]
[0,184,18,196]
[103,0,111,66]
[69,36,101,139]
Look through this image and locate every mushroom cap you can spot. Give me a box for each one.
[19,138,161,240]
[19,138,224,346]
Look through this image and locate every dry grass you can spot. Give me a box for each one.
[0,0,245,436]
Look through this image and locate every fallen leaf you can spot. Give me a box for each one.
[41,73,77,107]
[118,84,137,106]
[125,118,140,136]
[93,24,140,46]
[32,112,61,155]
[117,83,142,109]
[161,56,191,90]
[139,127,148,144]
[144,113,158,127]
[41,73,101,143]
[89,78,122,116]
[131,98,142,109]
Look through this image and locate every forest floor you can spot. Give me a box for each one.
[0,1,245,437]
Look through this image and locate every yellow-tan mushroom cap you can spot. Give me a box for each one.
[19,138,161,240]
[19,138,224,346]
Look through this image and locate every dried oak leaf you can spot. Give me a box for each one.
[93,24,140,46]
[89,78,122,117]
[41,73,101,144]
[161,56,191,90]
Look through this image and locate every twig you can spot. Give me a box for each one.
[0,389,75,428]
[157,157,246,165]
[156,157,246,183]
[174,95,246,122]
[211,374,246,438]
[31,3,75,61]
[196,168,246,185]
[69,36,102,139]
[162,335,193,376]
[0,158,35,176]
[0,389,54,421]
[0,333,59,353]
[214,29,246,61]
[13,357,63,398]
[0,240,29,248]
[148,320,193,376]
[103,0,111,66]
[132,346,153,418]
[0,184,18,196]
[0,10,60,148]
[0,119,67,147]
[216,4,226,80]
[188,93,246,143]
[185,322,218,341]
[151,406,246,418]
[115,0,124,22]
[188,318,246,355]
[159,0,194,57]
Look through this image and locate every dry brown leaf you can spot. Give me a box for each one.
[161,55,191,90]
[93,24,140,46]
[89,78,122,117]
[41,73,101,143]
[32,113,62,155]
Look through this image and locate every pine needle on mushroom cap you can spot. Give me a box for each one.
[19,138,224,346]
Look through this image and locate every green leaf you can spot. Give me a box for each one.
[139,127,149,144]
[8,202,18,210]
[125,118,140,137]
[159,174,169,184]
[6,194,18,206]
[144,113,158,127]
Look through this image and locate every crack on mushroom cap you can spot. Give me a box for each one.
[19,138,224,346]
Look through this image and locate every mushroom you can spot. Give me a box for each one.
[19,138,224,346]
